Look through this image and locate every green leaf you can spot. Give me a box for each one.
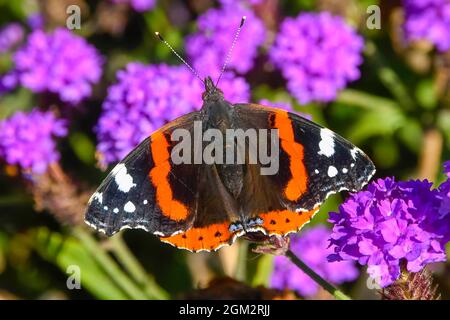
[416,79,438,110]
[69,132,96,165]
[373,138,399,168]
[0,88,34,119]
[397,118,423,153]
[33,228,128,299]
[437,110,450,149]
[348,107,406,143]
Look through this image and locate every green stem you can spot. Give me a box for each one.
[286,249,351,300]
[234,241,249,281]
[365,41,416,111]
[73,227,148,300]
[109,234,169,300]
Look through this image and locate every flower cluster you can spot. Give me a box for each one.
[271,226,359,297]
[0,110,67,174]
[328,177,449,288]
[10,28,102,104]
[0,23,24,53]
[270,12,364,104]
[186,4,266,79]
[96,63,249,165]
[111,0,156,12]
[403,0,450,52]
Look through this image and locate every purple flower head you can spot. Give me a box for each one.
[27,13,45,30]
[271,226,359,297]
[403,0,450,52]
[0,23,25,53]
[186,4,266,79]
[0,110,67,174]
[12,28,102,104]
[111,0,156,12]
[269,12,364,104]
[438,161,450,243]
[96,63,249,165]
[328,177,449,288]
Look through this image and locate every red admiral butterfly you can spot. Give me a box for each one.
[85,19,375,252]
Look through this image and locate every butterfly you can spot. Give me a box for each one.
[85,75,375,252]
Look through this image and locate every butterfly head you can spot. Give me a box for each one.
[202,76,224,103]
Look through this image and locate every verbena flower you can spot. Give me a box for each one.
[27,13,45,29]
[269,12,364,104]
[328,177,449,288]
[0,23,24,53]
[111,0,156,12]
[438,161,450,243]
[0,110,67,174]
[96,63,249,165]
[11,28,102,104]
[186,4,266,79]
[271,226,359,297]
[403,0,450,52]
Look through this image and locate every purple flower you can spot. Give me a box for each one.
[271,226,359,298]
[328,177,449,287]
[96,63,249,165]
[403,0,450,52]
[438,161,450,243]
[269,12,364,104]
[27,13,45,30]
[11,28,102,104]
[0,110,67,174]
[111,0,156,12]
[0,23,24,53]
[186,4,266,79]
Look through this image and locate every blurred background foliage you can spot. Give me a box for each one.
[0,0,449,300]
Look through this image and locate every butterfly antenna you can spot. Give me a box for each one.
[215,16,246,87]
[154,32,204,84]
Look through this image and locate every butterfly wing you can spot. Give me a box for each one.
[85,112,202,237]
[232,103,375,233]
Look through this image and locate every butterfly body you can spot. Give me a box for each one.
[85,77,375,252]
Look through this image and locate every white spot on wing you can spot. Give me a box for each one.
[124,201,136,213]
[350,147,360,160]
[89,192,103,204]
[342,168,348,174]
[112,163,136,193]
[318,128,335,157]
[113,208,119,213]
[143,199,148,205]
[328,166,338,177]
[315,169,319,174]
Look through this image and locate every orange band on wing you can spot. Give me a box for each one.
[160,223,234,252]
[274,110,308,201]
[150,131,189,221]
[259,208,319,235]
